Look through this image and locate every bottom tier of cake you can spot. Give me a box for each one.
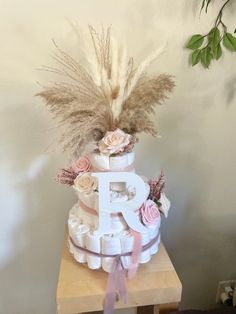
[68,202,161,272]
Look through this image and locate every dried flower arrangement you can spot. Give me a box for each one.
[148,171,170,217]
[42,27,173,314]
[57,155,92,186]
[37,26,174,158]
[148,170,165,204]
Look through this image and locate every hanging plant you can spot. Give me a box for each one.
[186,0,236,68]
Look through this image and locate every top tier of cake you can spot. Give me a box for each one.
[89,151,135,172]
[88,151,136,194]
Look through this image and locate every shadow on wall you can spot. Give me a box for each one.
[225,75,236,106]
[0,101,75,314]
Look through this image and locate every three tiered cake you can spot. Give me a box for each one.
[38,25,174,312]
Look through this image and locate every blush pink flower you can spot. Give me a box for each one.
[98,128,132,155]
[140,199,160,226]
[72,156,91,174]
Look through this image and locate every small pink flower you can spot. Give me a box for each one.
[140,199,160,226]
[72,156,91,174]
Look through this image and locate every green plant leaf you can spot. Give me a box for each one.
[186,34,204,50]
[191,49,201,66]
[223,33,236,52]
[201,47,212,68]
[208,27,221,48]
[156,201,162,207]
[212,44,222,60]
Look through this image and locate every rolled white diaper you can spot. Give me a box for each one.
[120,231,134,269]
[101,235,121,272]
[90,151,135,171]
[73,224,90,263]
[110,182,127,192]
[77,191,99,213]
[148,226,159,255]
[139,232,151,264]
[86,231,101,269]
[110,215,128,235]
[110,191,128,203]
[148,216,161,255]
[68,216,81,238]
[78,206,96,229]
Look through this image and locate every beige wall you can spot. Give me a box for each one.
[1,0,236,313]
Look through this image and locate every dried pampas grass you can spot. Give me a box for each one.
[117,73,175,136]
[37,37,113,157]
[37,26,174,157]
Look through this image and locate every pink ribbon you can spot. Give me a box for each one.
[103,256,127,314]
[103,229,141,313]
[128,229,142,278]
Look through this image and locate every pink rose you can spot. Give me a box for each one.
[72,156,91,174]
[140,199,160,226]
[98,128,132,156]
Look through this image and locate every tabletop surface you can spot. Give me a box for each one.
[56,230,182,313]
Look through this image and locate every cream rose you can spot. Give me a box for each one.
[74,173,98,194]
[140,199,160,226]
[72,155,91,174]
[159,193,171,218]
[98,128,132,155]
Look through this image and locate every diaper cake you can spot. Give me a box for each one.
[38,26,174,313]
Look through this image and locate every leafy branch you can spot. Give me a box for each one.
[186,0,236,68]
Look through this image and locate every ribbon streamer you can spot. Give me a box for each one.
[128,229,142,278]
[103,256,127,314]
